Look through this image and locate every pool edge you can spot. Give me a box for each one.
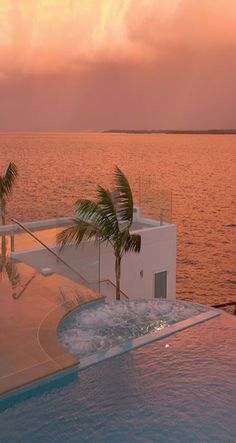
[79,309,221,370]
[0,293,105,401]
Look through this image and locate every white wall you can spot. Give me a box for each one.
[99,224,176,300]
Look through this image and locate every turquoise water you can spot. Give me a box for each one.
[1,314,236,443]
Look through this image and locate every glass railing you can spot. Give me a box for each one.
[130,177,172,224]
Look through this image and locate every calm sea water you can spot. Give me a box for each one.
[0,132,235,306]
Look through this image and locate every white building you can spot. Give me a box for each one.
[99,218,176,300]
[3,208,176,301]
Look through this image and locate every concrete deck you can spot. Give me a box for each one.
[0,261,104,397]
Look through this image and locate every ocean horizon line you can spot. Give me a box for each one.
[1,129,236,135]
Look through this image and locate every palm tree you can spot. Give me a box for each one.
[0,162,18,225]
[57,166,141,300]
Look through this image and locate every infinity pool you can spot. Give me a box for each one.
[1,314,236,442]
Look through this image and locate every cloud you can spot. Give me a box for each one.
[126,0,236,56]
[1,0,236,76]
[0,0,236,130]
[0,0,132,75]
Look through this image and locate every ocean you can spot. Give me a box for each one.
[0,132,235,306]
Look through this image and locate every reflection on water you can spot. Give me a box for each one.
[0,235,20,297]
[0,235,37,299]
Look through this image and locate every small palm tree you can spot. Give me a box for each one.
[0,162,18,225]
[57,166,141,300]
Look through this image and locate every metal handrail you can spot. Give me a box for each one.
[12,271,38,299]
[212,301,236,315]
[11,218,87,284]
[212,301,236,308]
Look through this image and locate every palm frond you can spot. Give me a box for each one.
[0,197,6,214]
[75,199,101,223]
[76,195,118,242]
[122,233,141,255]
[57,219,100,249]
[97,186,119,236]
[0,162,18,197]
[114,166,133,226]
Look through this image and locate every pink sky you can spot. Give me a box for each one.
[0,0,236,131]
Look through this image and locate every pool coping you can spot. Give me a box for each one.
[37,295,106,367]
[0,292,105,400]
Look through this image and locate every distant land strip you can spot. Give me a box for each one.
[104,129,236,135]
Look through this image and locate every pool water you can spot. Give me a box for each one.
[1,314,236,443]
[58,300,210,359]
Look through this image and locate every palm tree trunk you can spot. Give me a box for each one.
[0,198,6,225]
[115,255,121,300]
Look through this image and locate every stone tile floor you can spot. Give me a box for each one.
[0,261,103,397]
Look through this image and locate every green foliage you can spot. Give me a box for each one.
[57,167,141,299]
[0,162,18,225]
[0,162,18,198]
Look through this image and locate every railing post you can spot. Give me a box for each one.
[10,231,15,252]
[160,208,163,226]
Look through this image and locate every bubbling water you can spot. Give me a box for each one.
[58,300,209,359]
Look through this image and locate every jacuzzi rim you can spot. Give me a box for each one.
[58,299,221,371]
[58,298,216,328]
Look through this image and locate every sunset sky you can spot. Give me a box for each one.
[0,0,236,131]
